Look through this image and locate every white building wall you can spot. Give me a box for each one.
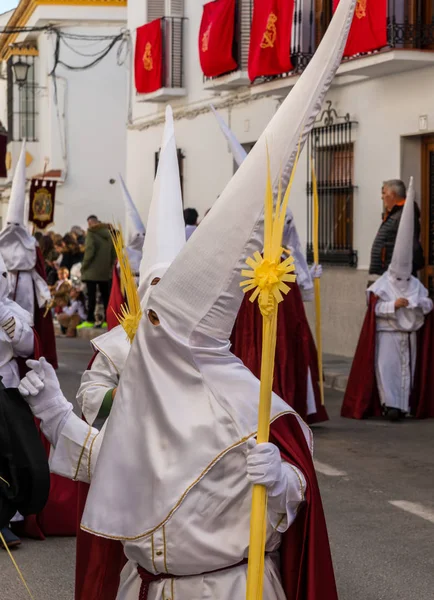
[2,5,127,233]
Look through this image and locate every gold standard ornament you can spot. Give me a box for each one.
[241,145,300,600]
[110,227,142,343]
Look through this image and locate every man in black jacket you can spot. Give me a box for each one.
[369,179,424,283]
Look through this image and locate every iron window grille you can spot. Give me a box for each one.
[306,102,358,267]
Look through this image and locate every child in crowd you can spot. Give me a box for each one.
[58,287,87,337]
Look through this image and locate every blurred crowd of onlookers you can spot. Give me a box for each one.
[38,217,116,337]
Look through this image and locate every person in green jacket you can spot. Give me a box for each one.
[78,216,116,329]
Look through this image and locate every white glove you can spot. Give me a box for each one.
[246,440,284,493]
[310,264,323,279]
[247,439,306,532]
[19,357,73,446]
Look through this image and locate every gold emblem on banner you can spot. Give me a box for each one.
[32,187,53,222]
[143,42,153,71]
[202,24,212,52]
[355,0,367,19]
[260,13,278,49]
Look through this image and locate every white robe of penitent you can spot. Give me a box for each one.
[50,410,307,600]
[369,274,433,412]
[76,325,130,425]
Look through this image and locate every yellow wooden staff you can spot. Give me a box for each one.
[241,146,301,600]
[310,156,325,405]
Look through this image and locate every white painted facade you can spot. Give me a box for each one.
[126,1,434,356]
[0,1,128,233]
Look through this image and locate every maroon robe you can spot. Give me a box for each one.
[341,293,434,419]
[107,263,124,331]
[231,282,328,424]
[34,247,58,369]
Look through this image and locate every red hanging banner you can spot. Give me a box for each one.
[135,19,163,94]
[199,0,237,78]
[248,0,295,83]
[29,179,56,230]
[333,0,387,57]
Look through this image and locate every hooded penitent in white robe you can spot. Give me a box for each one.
[0,141,50,315]
[368,178,433,412]
[119,175,146,276]
[0,253,34,387]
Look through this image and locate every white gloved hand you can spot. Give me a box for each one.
[19,357,73,446]
[247,438,306,532]
[310,264,323,279]
[246,439,285,494]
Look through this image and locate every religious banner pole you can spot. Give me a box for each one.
[311,154,325,406]
[242,145,301,600]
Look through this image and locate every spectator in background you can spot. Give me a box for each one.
[70,225,86,246]
[184,207,199,240]
[51,267,71,312]
[58,287,86,337]
[39,235,59,287]
[79,215,116,329]
[59,233,84,272]
[369,179,424,286]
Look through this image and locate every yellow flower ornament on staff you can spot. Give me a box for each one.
[242,144,300,600]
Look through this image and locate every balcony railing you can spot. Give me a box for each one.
[254,0,434,84]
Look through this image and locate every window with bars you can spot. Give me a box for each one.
[306,105,357,267]
[7,56,38,142]
[154,148,185,197]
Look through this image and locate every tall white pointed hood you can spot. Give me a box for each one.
[119,174,146,249]
[210,104,248,168]
[389,177,414,281]
[119,174,146,274]
[138,105,186,299]
[6,140,27,226]
[0,140,36,270]
[82,0,356,541]
[212,108,313,295]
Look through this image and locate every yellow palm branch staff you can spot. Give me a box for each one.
[241,145,301,600]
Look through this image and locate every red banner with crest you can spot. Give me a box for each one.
[199,0,237,78]
[333,0,387,57]
[248,0,295,82]
[29,179,56,230]
[135,19,163,94]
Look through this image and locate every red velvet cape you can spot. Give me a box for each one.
[231,282,328,424]
[341,294,434,419]
[76,411,337,600]
[107,263,124,331]
[34,248,58,369]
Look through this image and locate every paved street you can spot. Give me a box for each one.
[1,338,434,599]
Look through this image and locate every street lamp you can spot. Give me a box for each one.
[11,60,29,86]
